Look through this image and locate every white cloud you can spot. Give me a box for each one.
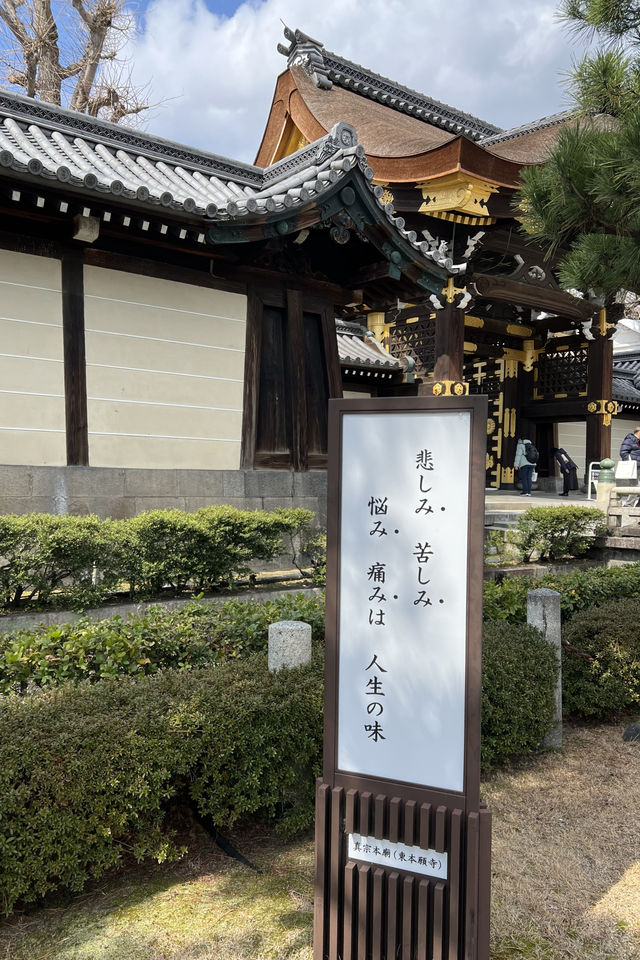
[126,0,589,162]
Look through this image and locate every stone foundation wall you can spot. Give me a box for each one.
[0,465,328,524]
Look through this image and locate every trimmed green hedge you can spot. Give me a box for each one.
[0,593,325,694]
[0,507,312,611]
[562,598,640,719]
[481,621,558,769]
[515,506,606,562]
[0,655,323,915]
[0,617,557,914]
[483,562,640,624]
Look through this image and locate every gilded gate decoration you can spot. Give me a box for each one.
[467,358,504,488]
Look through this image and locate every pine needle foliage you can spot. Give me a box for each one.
[518,1,640,297]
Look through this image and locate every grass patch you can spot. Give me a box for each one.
[0,824,315,960]
[1,724,638,960]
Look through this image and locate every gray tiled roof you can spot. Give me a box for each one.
[613,353,640,405]
[278,27,502,142]
[0,90,464,274]
[479,110,573,146]
[336,320,402,371]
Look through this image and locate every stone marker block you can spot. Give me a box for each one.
[623,722,640,743]
[268,620,312,672]
[527,587,562,749]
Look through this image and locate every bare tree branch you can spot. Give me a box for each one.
[0,0,151,124]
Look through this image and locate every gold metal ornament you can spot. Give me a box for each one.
[431,380,469,397]
[587,398,619,426]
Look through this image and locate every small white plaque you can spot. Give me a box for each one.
[347,833,447,880]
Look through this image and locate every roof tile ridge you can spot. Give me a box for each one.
[321,48,503,139]
[479,109,575,146]
[0,88,263,186]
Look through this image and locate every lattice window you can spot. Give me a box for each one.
[388,315,436,375]
[536,346,587,398]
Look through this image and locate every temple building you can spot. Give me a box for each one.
[0,28,637,515]
[257,27,640,486]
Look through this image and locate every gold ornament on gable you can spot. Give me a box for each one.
[417,172,499,219]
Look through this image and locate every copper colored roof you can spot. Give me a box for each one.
[481,112,573,163]
[293,67,456,158]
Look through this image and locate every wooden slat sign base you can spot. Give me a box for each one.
[315,397,491,960]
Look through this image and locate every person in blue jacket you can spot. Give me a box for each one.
[514,438,536,496]
[620,428,640,463]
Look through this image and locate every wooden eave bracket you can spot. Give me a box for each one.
[204,172,449,299]
[471,273,597,322]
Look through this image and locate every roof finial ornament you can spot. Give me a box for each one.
[277,24,333,90]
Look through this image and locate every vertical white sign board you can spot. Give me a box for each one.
[337,410,470,793]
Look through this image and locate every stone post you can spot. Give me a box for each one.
[526,588,562,749]
[595,457,615,527]
[268,620,312,672]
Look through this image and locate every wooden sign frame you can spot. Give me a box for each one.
[314,395,491,960]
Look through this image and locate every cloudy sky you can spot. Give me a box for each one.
[3,0,592,163]
[122,0,591,162]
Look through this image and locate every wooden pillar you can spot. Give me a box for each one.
[432,279,470,395]
[286,289,308,472]
[61,247,88,466]
[586,308,617,472]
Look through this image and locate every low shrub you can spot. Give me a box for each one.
[0,654,323,915]
[515,506,606,562]
[0,507,313,611]
[483,562,640,624]
[0,611,558,914]
[562,599,640,719]
[481,621,558,770]
[0,592,325,693]
[0,513,118,610]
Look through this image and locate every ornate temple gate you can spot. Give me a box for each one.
[381,296,614,489]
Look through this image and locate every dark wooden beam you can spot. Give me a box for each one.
[434,299,465,383]
[240,288,262,469]
[227,264,362,306]
[350,261,397,286]
[321,303,344,401]
[84,248,246,295]
[521,399,587,421]
[287,289,308,472]
[61,247,89,466]
[586,326,614,469]
[472,274,596,322]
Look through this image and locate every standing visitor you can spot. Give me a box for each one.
[620,427,640,463]
[553,448,579,496]
[514,438,537,496]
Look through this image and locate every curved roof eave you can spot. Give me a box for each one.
[257,69,530,188]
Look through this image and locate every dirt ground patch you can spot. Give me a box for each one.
[486,721,640,959]
[0,722,638,960]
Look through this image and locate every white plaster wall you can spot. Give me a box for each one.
[343,389,374,399]
[557,417,640,471]
[557,421,586,473]
[0,249,65,465]
[84,267,247,469]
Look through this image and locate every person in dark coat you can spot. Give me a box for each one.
[554,448,579,496]
[620,428,640,463]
